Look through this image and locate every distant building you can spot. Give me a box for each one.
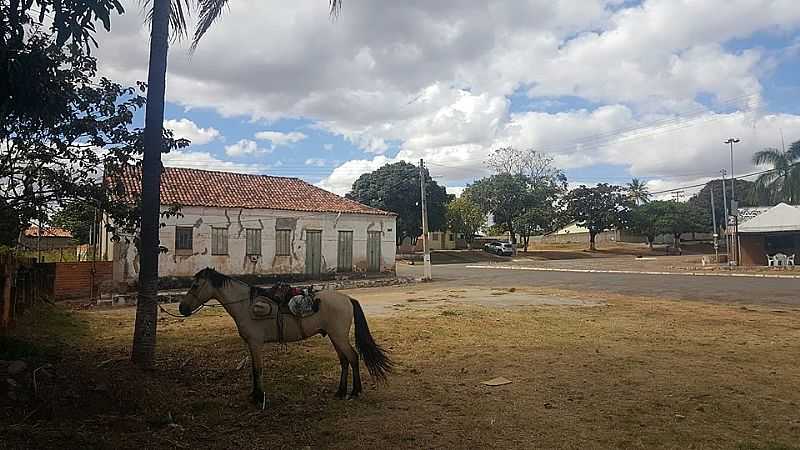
[102,166,397,285]
[19,227,74,250]
[737,203,800,266]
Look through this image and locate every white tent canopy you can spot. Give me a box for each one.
[738,203,800,233]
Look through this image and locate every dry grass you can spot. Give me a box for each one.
[2,292,800,449]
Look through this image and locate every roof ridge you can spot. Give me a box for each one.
[160,165,301,181]
[112,164,395,216]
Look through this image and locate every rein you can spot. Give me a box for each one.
[159,297,251,319]
[164,275,276,319]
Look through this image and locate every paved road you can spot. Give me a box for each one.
[398,262,800,307]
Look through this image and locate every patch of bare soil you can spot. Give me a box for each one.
[2,294,800,449]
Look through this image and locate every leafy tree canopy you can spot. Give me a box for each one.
[1,0,125,49]
[446,197,485,245]
[562,183,631,250]
[346,161,451,243]
[51,200,97,244]
[463,173,530,244]
[0,32,188,247]
[652,201,709,249]
[687,178,756,228]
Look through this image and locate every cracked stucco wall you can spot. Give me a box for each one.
[112,206,397,282]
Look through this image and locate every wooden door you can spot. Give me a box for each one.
[367,231,382,273]
[305,230,322,275]
[337,231,353,272]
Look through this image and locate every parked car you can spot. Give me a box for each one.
[484,241,514,256]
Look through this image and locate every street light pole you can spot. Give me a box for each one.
[720,169,729,264]
[725,138,740,204]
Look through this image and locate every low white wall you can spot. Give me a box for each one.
[111,206,396,283]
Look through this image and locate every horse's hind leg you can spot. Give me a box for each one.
[330,334,360,398]
[349,342,362,397]
[247,339,265,404]
[332,341,349,399]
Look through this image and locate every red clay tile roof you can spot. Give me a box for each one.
[23,226,74,238]
[109,166,394,216]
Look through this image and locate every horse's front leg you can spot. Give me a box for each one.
[247,339,265,405]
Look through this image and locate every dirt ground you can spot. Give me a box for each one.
[2,285,800,449]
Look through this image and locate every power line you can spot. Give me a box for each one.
[647,163,799,196]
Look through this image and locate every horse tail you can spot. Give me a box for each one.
[350,298,392,381]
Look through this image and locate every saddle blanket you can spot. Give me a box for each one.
[288,293,318,318]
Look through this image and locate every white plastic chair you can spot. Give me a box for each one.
[775,253,788,267]
[767,254,777,267]
[788,254,795,267]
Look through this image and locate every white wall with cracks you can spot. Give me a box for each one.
[106,206,396,284]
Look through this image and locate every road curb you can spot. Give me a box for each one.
[464,265,800,280]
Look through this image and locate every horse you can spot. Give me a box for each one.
[178,268,392,404]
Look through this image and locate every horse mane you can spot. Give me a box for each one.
[195,267,232,289]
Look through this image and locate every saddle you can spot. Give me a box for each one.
[249,284,321,342]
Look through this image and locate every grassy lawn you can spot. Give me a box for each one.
[2,290,799,449]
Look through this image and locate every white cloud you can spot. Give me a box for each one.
[305,158,327,167]
[323,143,334,150]
[96,1,800,190]
[224,139,271,157]
[316,156,394,195]
[253,130,308,147]
[163,150,269,174]
[164,118,221,145]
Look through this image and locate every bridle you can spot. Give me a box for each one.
[163,277,286,318]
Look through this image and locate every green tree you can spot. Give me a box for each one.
[463,174,530,247]
[446,197,485,248]
[562,184,631,251]
[751,141,800,205]
[347,162,450,244]
[654,201,709,251]
[131,0,342,368]
[0,33,187,248]
[51,201,97,244]
[687,178,756,229]
[626,178,650,206]
[626,201,679,250]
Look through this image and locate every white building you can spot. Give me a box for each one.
[103,166,397,287]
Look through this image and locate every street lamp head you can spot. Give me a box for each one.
[724,138,741,144]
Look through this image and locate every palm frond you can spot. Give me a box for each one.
[330,0,343,18]
[789,139,800,161]
[752,147,786,167]
[191,0,229,52]
[142,0,192,41]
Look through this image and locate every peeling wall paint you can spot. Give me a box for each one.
[108,206,396,283]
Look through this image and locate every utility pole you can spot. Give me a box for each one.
[672,190,684,202]
[720,170,730,265]
[419,159,432,281]
[710,184,719,263]
[725,138,740,266]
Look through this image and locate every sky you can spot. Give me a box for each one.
[93,0,800,200]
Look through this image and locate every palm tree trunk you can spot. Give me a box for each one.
[131,0,170,368]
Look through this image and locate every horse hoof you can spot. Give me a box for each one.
[348,392,361,400]
[334,391,347,399]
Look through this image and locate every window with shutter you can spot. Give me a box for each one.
[175,227,193,251]
[275,229,291,256]
[211,227,228,255]
[246,229,262,255]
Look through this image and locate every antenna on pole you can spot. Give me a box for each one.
[419,159,432,281]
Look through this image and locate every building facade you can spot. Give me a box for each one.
[103,167,397,286]
[736,203,800,266]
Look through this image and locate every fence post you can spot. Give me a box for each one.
[2,262,12,329]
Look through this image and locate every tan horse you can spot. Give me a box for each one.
[179,268,392,404]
